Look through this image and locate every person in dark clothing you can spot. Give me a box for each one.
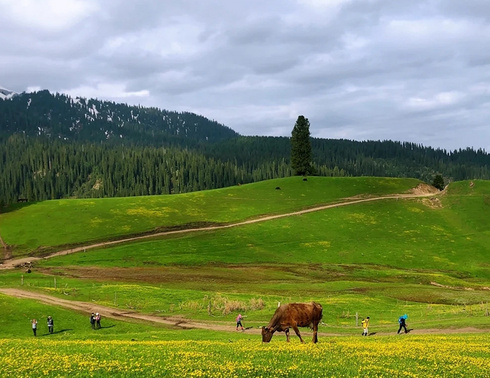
[90,313,96,329]
[397,314,408,334]
[47,316,54,334]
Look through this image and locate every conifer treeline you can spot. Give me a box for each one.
[1,133,489,207]
[206,136,490,182]
[0,135,294,206]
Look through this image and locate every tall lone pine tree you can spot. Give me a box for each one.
[291,115,313,176]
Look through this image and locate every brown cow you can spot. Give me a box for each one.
[261,302,323,343]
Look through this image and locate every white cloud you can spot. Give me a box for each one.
[0,0,99,32]
[298,0,351,10]
[62,83,150,101]
[404,91,465,111]
[26,86,42,93]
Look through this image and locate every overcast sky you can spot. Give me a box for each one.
[1,0,489,151]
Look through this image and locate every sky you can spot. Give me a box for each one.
[1,0,489,152]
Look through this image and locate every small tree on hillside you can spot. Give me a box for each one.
[291,115,313,176]
[432,174,445,190]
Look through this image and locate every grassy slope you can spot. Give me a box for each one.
[0,176,420,256]
[40,180,490,277]
[0,178,488,335]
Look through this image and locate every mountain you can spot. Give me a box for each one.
[0,87,16,100]
[0,89,238,145]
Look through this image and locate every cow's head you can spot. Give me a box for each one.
[261,326,274,343]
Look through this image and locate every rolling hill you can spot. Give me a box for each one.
[0,177,488,330]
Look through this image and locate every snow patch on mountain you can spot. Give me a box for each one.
[0,87,17,100]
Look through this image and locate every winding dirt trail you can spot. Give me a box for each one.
[0,189,441,270]
[0,288,486,337]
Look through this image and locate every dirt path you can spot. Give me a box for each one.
[0,288,486,337]
[0,189,441,270]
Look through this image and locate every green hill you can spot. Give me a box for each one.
[0,176,421,257]
[0,177,488,333]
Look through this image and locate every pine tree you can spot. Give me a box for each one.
[432,174,445,190]
[290,115,313,176]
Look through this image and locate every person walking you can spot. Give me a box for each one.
[90,313,96,330]
[397,314,408,334]
[47,316,54,334]
[236,314,244,331]
[31,319,38,336]
[95,313,101,329]
[361,316,370,336]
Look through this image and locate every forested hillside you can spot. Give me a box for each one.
[0,90,237,144]
[1,90,489,206]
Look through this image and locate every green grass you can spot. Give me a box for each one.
[38,181,490,288]
[1,268,489,334]
[0,176,420,256]
[0,291,258,344]
[1,178,488,330]
[41,196,490,275]
[0,177,489,377]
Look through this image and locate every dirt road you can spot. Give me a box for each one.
[0,188,441,270]
[0,288,486,337]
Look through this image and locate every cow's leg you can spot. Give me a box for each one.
[312,322,319,343]
[285,328,290,342]
[292,325,304,343]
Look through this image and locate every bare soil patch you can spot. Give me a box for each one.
[410,183,440,195]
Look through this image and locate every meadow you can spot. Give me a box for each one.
[0,335,489,377]
[0,176,420,256]
[0,177,489,376]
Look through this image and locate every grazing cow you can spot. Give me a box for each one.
[261,302,323,343]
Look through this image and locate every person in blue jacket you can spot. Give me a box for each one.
[397,314,408,334]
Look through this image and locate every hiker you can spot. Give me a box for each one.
[31,319,37,336]
[95,313,101,329]
[361,316,370,336]
[397,314,408,334]
[90,313,96,330]
[47,316,54,334]
[236,314,244,331]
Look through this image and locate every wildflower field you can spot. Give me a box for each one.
[1,335,488,377]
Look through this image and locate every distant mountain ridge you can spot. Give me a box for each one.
[0,87,17,100]
[0,89,238,144]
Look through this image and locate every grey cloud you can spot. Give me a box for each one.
[1,0,489,151]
